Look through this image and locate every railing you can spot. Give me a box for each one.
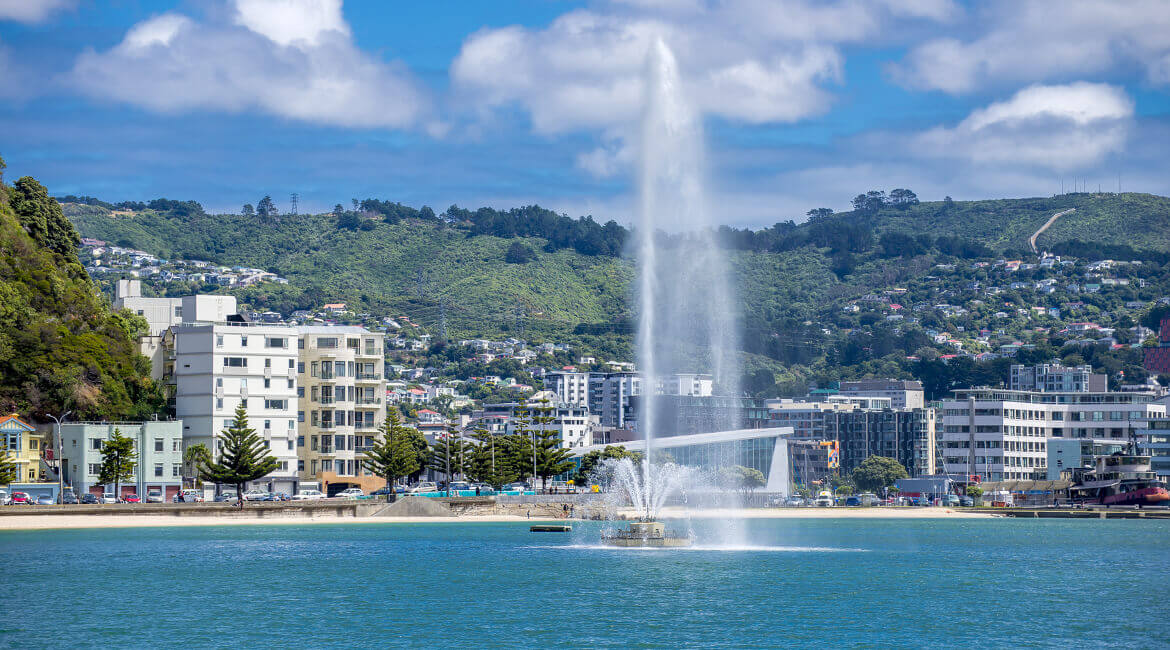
[356,397,382,406]
[320,397,335,405]
[356,373,381,381]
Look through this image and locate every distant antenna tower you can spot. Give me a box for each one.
[289,193,299,215]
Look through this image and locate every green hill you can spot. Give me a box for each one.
[0,161,164,420]
[62,190,1170,390]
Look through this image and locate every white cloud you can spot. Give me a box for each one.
[915,83,1133,170]
[69,1,427,129]
[451,1,954,135]
[0,0,73,23]
[233,0,349,47]
[892,0,1170,93]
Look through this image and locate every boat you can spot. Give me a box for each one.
[1069,453,1170,507]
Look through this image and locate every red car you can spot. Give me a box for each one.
[9,491,33,505]
[123,494,141,503]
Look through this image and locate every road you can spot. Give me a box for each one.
[1029,208,1076,254]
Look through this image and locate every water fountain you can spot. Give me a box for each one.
[600,38,741,548]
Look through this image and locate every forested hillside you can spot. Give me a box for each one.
[64,189,1170,392]
[0,159,163,419]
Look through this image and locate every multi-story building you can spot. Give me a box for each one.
[837,379,925,409]
[628,395,771,437]
[767,398,936,477]
[170,322,300,493]
[58,421,185,500]
[939,389,1166,482]
[548,371,641,428]
[1139,416,1170,479]
[1010,363,1105,392]
[296,326,386,494]
[658,373,713,397]
[477,399,596,449]
[1046,438,1127,480]
[114,280,237,379]
[0,414,47,484]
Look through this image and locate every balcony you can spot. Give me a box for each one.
[356,372,382,382]
[320,397,335,405]
[356,397,382,406]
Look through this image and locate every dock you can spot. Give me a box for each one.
[530,524,572,532]
[998,508,1170,519]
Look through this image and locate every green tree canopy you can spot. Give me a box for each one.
[851,456,909,493]
[198,404,279,503]
[183,442,212,486]
[426,427,473,481]
[11,176,79,257]
[533,429,575,490]
[717,465,766,494]
[0,438,18,484]
[467,429,518,489]
[98,428,137,497]
[363,410,421,501]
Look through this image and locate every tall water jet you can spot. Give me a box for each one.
[636,39,741,469]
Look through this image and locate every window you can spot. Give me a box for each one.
[311,411,319,427]
[264,379,271,389]
[310,361,319,377]
[240,398,248,408]
[311,387,319,402]
[224,419,232,429]
[241,336,248,347]
[265,337,287,349]
[298,410,305,423]
[154,463,163,477]
[298,338,305,349]
[223,357,247,367]
[216,398,224,409]
[173,439,180,452]
[297,435,304,447]
[172,464,180,477]
[287,440,294,450]
[298,362,305,373]
[217,377,223,387]
[311,460,318,474]
[216,334,224,347]
[311,435,318,451]
[298,460,305,472]
[154,438,164,452]
[265,399,286,410]
[265,358,272,369]
[288,359,295,369]
[288,379,294,390]
[318,337,338,349]
[174,306,182,317]
[88,463,101,475]
[90,438,102,451]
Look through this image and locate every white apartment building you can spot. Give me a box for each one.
[171,322,300,493]
[837,379,925,410]
[1009,363,1105,392]
[296,326,386,494]
[115,280,238,379]
[659,373,714,397]
[940,389,1166,482]
[547,371,590,407]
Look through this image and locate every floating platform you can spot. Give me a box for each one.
[999,508,1170,519]
[601,521,692,547]
[530,524,572,532]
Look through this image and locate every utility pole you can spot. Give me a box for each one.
[289,193,298,216]
[47,410,72,503]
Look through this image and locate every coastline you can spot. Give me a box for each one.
[0,506,994,531]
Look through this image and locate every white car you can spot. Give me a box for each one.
[100,493,118,504]
[336,488,364,499]
[291,489,325,501]
[0,489,9,505]
[173,489,204,503]
[408,482,437,494]
[145,490,165,503]
[242,489,269,501]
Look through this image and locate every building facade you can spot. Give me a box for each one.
[171,322,300,493]
[58,421,185,499]
[1139,416,1170,479]
[1010,363,1105,393]
[940,389,1166,482]
[837,379,925,410]
[0,414,46,484]
[296,326,387,494]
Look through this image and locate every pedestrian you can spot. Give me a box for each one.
[526,509,531,519]
[475,485,480,496]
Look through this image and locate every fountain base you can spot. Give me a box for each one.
[601,520,692,548]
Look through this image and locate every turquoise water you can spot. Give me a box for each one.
[2,518,1168,648]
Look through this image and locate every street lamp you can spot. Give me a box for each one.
[46,410,72,504]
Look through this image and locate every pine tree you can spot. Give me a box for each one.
[0,439,18,485]
[97,428,137,499]
[199,404,278,505]
[467,429,516,489]
[426,426,473,485]
[363,410,420,502]
[534,429,575,491]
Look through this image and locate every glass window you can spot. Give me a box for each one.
[154,463,163,477]
[154,438,163,452]
[241,336,248,347]
[216,335,224,347]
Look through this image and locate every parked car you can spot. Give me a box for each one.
[0,489,9,505]
[262,492,290,501]
[145,490,165,503]
[213,492,238,503]
[291,489,326,501]
[369,486,396,497]
[943,495,961,507]
[242,489,269,501]
[336,488,364,499]
[81,493,99,504]
[36,494,55,505]
[785,496,807,507]
[959,496,974,507]
[844,496,862,507]
[9,491,33,505]
[446,481,472,493]
[100,493,118,504]
[174,489,205,503]
[61,491,78,504]
[408,482,438,494]
[123,494,141,504]
[503,482,530,493]
[815,491,834,507]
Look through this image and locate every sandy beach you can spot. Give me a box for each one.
[0,506,994,531]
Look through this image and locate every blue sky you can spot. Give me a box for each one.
[1,0,1168,227]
